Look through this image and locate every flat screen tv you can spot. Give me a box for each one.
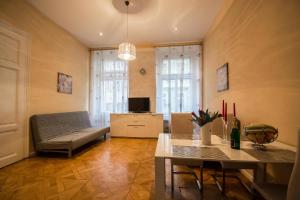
[128,97,150,113]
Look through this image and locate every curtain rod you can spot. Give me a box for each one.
[89,47,118,51]
[152,41,202,48]
[89,41,202,51]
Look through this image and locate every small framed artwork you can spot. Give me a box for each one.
[57,72,72,94]
[217,63,229,92]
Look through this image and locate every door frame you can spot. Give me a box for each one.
[0,21,30,158]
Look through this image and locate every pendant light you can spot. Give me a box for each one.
[118,0,136,61]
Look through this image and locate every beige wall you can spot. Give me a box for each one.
[0,0,89,153]
[129,48,156,112]
[0,0,89,116]
[203,0,300,147]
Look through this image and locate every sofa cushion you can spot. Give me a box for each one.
[39,128,107,150]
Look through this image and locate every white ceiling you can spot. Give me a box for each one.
[28,0,223,48]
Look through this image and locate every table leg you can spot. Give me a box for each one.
[254,163,266,184]
[155,156,165,200]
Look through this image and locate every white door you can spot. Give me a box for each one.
[0,22,28,168]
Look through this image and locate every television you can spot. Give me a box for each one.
[128,97,150,113]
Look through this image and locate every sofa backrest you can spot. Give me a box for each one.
[30,111,92,142]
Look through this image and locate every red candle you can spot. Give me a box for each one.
[222,100,224,117]
[224,102,227,122]
[233,103,236,117]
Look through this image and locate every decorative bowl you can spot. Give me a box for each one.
[244,124,278,150]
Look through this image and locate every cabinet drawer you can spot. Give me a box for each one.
[126,125,146,137]
[127,116,146,125]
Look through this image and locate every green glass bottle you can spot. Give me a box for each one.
[230,117,240,149]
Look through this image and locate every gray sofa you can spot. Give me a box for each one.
[30,111,110,157]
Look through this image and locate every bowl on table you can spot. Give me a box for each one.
[244,124,278,150]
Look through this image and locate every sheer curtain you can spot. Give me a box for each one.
[156,45,201,120]
[90,50,128,127]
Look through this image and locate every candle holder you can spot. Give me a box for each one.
[222,117,228,144]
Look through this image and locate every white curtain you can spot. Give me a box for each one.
[156,45,201,120]
[90,50,128,127]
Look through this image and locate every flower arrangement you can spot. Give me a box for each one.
[192,109,220,127]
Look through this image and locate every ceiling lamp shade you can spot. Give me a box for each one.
[118,42,136,61]
[118,0,136,61]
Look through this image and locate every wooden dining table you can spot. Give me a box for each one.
[154,133,296,199]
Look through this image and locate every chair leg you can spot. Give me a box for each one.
[212,168,226,195]
[200,167,203,191]
[170,163,203,193]
[171,163,174,192]
[68,150,72,158]
[222,169,226,195]
[251,185,256,200]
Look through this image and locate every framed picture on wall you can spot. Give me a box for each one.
[217,63,229,92]
[57,72,72,94]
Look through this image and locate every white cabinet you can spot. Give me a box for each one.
[110,114,128,137]
[110,113,163,138]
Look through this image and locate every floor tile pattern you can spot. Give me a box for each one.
[0,137,258,200]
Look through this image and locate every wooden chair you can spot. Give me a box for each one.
[252,130,300,200]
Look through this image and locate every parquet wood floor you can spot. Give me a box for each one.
[0,137,256,200]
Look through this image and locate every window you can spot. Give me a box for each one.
[156,45,201,120]
[90,50,128,127]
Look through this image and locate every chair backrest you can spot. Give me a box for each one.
[287,129,300,200]
[211,117,223,137]
[170,113,193,134]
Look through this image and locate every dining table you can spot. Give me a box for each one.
[154,133,296,199]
